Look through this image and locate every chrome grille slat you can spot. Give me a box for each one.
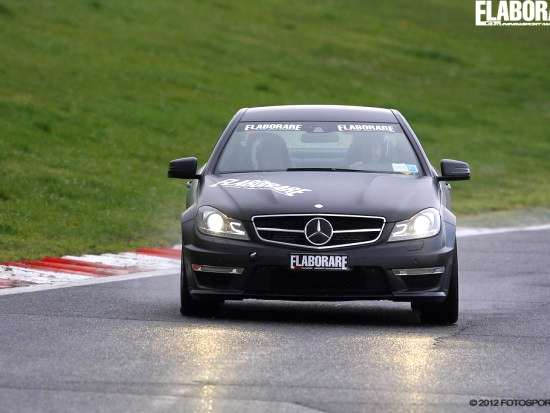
[252,214,386,250]
[255,227,305,233]
[333,228,382,233]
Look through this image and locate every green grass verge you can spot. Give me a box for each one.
[1,0,549,260]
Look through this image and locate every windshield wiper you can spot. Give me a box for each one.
[217,169,286,174]
[287,167,381,173]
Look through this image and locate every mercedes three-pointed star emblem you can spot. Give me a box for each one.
[304,217,334,246]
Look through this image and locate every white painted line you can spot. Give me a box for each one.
[457,223,550,238]
[62,255,138,270]
[109,253,179,268]
[0,266,93,284]
[0,268,178,296]
[66,253,179,270]
[67,254,150,267]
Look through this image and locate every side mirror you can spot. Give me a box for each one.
[437,159,470,181]
[168,157,199,179]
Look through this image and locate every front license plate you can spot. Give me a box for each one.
[290,254,349,271]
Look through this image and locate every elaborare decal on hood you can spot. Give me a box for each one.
[210,179,312,197]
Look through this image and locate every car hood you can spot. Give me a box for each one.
[199,172,440,222]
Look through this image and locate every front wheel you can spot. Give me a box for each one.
[412,245,459,325]
[180,256,223,316]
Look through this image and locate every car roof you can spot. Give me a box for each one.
[240,105,398,123]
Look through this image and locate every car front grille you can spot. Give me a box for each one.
[246,266,389,295]
[252,214,385,249]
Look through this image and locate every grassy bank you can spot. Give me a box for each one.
[1,0,549,260]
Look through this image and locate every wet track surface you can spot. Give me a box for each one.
[1,230,549,412]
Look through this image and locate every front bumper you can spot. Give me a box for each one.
[181,220,456,302]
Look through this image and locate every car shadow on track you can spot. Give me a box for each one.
[187,300,436,328]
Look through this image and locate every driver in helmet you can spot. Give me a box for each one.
[348,133,391,171]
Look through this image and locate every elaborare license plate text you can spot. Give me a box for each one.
[290,254,349,271]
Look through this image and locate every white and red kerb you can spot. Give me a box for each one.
[0,247,181,291]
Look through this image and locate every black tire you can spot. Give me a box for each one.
[180,256,223,316]
[413,244,459,325]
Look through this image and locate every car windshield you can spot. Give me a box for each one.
[215,122,422,175]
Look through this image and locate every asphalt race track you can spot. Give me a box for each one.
[1,229,549,412]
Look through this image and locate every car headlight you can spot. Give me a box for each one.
[196,206,250,240]
[388,208,441,242]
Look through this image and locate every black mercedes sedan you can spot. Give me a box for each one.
[168,105,470,324]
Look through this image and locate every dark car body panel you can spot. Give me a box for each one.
[197,172,441,223]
